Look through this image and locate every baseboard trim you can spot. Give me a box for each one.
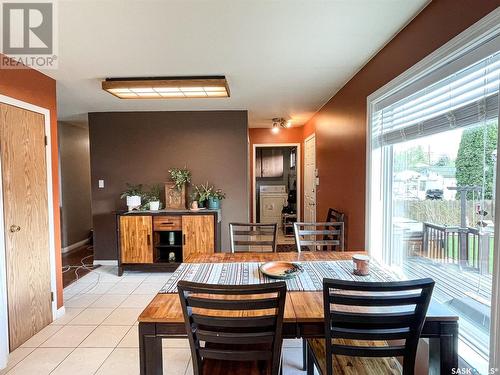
[55,306,65,320]
[61,238,90,254]
[93,260,118,266]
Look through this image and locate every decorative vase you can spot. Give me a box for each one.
[207,197,220,209]
[164,181,187,209]
[149,201,160,211]
[126,195,141,211]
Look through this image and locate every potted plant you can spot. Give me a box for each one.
[146,184,162,211]
[165,167,192,209]
[192,183,212,208]
[168,167,192,190]
[207,188,226,209]
[120,183,143,211]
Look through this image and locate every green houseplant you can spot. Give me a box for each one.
[207,188,226,209]
[146,184,162,210]
[168,168,192,191]
[192,183,211,208]
[120,183,144,211]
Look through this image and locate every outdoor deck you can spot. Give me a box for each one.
[403,255,492,358]
[404,256,492,304]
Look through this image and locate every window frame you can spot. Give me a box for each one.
[365,8,500,370]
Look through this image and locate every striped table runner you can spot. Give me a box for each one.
[160,260,400,293]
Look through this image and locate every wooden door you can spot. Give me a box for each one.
[0,103,52,351]
[182,215,214,259]
[304,135,316,222]
[120,216,153,263]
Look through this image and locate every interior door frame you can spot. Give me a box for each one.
[0,94,58,361]
[303,133,316,222]
[252,143,301,223]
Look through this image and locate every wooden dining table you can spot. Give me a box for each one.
[138,252,458,375]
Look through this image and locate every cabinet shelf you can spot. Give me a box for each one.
[155,244,182,248]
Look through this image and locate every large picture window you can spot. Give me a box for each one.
[368,43,500,371]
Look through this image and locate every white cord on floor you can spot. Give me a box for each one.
[64,252,102,298]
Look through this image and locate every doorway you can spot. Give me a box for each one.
[0,95,58,363]
[252,144,301,246]
[304,134,316,222]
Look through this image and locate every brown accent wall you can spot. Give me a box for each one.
[0,55,62,308]
[89,111,248,260]
[303,0,499,250]
[58,122,92,248]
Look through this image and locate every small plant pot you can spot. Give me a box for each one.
[149,201,160,211]
[126,195,141,211]
[207,197,221,210]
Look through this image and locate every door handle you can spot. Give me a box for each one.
[9,225,20,233]
[183,234,186,246]
[147,234,151,246]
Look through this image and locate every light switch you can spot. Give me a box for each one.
[98,179,105,188]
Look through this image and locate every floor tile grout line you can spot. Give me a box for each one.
[7,346,78,375]
[45,322,102,375]
[87,346,116,375]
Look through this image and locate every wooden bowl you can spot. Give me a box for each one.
[259,261,303,279]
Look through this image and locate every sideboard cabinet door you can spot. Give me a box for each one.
[120,216,153,263]
[182,215,215,259]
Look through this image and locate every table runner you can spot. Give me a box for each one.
[160,260,400,293]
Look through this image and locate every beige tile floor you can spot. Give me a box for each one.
[1,266,309,375]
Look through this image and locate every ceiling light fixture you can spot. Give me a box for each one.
[271,117,292,133]
[102,76,230,99]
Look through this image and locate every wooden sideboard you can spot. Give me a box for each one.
[116,210,221,275]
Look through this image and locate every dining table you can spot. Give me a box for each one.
[138,251,458,375]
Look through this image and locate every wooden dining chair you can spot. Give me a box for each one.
[229,223,278,253]
[293,222,344,252]
[325,208,346,249]
[306,278,435,375]
[178,280,287,375]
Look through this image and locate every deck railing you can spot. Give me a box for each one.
[421,222,492,274]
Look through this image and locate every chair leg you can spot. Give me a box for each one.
[306,341,315,375]
[302,338,307,370]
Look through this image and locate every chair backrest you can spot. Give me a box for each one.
[178,280,287,375]
[229,223,278,253]
[322,278,434,375]
[326,208,345,223]
[293,222,344,252]
[324,209,346,251]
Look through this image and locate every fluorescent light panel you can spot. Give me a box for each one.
[102,77,230,99]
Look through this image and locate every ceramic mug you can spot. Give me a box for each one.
[352,254,370,276]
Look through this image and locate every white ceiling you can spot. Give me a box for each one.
[47,0,428,127]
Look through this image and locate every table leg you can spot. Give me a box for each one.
[139,323,163,375]
[429,321,458,374]
[302,338,307,370]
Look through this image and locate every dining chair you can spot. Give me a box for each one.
[325,208,345,223]
[229,223,278,253]
[177,280,287,375]
[293,222,344,252]
[306,278,435,375]
[325,208,346,249]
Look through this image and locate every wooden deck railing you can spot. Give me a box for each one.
[421,222,492,274]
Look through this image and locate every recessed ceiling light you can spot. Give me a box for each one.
[102,76,230,99]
